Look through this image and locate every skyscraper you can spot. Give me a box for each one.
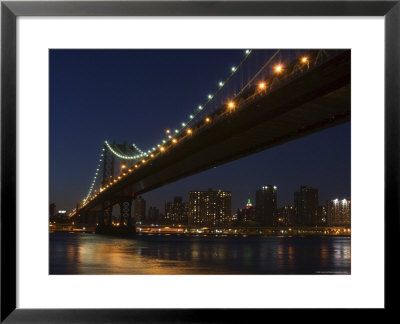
[255,185,277,226]
[147,206,161,223]
[188,189,231,227]
[327,198,351,226]
[274,206,296,226]
[49,203,56,219]
[294,186,319,226]
[164,196,188,225]
[133,196,146,223]
[237,198,256,222]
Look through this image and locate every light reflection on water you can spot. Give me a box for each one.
[50,233,351,275]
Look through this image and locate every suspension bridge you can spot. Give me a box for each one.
[69,49,351,234]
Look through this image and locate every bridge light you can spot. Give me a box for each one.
[162,140,166,143]
[135,164,139,168]
[160,146,165,152]
[219,81,224,87]
[301,56,308,63]
[208,94,212,99]
[190,115,194,119]
[118,176,121,179]
[228,101,235,109]
[187,129,192,135]
[142,159,146,163]
[205,117,211,123]
[245,49,250,54]
[168,135,172,139]
[198,105,203,110]
[166,129,170,134]
[231,66,236,72]
[150,154,154,158]
[274,64,283,73]
[121,164,126,169]
[258,82,266,90]
[172,138,177,144]
[182,123,186,127]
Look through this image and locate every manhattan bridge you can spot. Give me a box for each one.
[69,49,350,234]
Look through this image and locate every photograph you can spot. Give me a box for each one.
[49,48,351,275]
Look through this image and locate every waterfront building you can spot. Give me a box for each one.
[294,186,319,226]
[133,196,146,222]
[327,198,351,226]
[188,189,231,227]
[274,206,296,226]
[49,203,56,219]
[237,198,256,222]
[147,206,161,223]
[319,205,328,225]
[164,196,188,225]
[255,185,277,226]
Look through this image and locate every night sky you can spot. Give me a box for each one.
[50,49,350,214]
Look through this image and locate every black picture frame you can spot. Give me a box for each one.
[1,0,398,322]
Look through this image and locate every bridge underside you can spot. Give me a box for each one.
[81,51,350,213]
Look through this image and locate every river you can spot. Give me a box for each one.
[49,232,350,275]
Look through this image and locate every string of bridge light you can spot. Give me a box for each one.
[78,52,313,208]
[104,140,147,160]
[82,148,104,204]
[151,49,253,153]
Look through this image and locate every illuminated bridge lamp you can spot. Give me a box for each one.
[135,164,139,168]
[160,146,165,152]
[228,101,235,109]
[172,138,177,144]
[150,154,154,158]
[142,159,146,163]
[187,129,192,135]
[166,129,170,134]
[258,82,266,90]
[205,117,211,123]
[301,56,308,63]
[274,64,283,73]
[121,164,126,169]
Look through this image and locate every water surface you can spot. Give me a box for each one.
[50,232,350,275]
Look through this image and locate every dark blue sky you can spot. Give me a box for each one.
[50,49,350,213]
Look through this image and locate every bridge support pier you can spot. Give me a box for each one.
[119,197,132,227]
[102,200,113,226]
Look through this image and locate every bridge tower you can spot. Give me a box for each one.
[101,141,115,226]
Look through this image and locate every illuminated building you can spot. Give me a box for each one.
[164,196,188,225]
[188,189,231,227]
[327,198,351,226]
[294,186,319,226]
[237,198,256,222]
[133,196,146,223]
[255,185,277,226]
[274,206,295,226]
[319,205,328,225]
